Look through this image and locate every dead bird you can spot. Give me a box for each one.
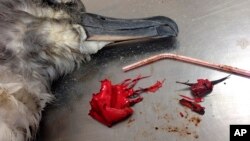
[0,0,178,140]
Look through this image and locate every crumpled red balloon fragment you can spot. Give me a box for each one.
[89,75,165,127]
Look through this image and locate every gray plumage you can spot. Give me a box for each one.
[0,0,109,140]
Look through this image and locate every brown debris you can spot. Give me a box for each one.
[188,116,201,127]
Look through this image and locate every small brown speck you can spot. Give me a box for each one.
[155,127,159,130]
[194,135,199,139]
[127,118,135,124]
[189,116,201,126]
[184,110,189,119]
[179,112,184,117]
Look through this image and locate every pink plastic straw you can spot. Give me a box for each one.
[122,53,250,77]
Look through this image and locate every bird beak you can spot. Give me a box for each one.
[80,13,178,42]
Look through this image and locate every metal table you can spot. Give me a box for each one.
[36,0,250,141]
